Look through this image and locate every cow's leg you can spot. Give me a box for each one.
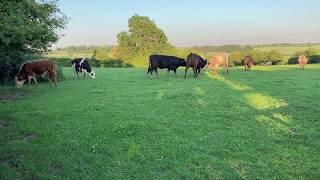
[149,67,154,79]
[28,76,33,87]
[147,67,150,74]
[155,68,159,78]
[72,65,76,79]
[184,67,189,79]
[32,76,38,86]
[75,71,80,79]
[49,72,57,86]
[193,67,197,78]
[173,69,177,77]
[214,66,218,76]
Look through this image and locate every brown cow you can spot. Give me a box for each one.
[15,60,57,88]
[205,53,229,76]
[243,55,254,71]
[298,55,308,70]
[184,53,207,78]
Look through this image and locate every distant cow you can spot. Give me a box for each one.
[205,53,229,76]
[298,55,308,70]
[147,55,186,78]
[184,53,207,78]
[265,61,272,66]
[15,60,57,88]
[71,58,96,79]
[243,55,254,71]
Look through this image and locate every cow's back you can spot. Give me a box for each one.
[20,60,55,74]
[149,55,184,68]
[209,53,228,66]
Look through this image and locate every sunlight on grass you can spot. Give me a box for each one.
[256,115,290,132]
[157,89,166,100]
[194,86,205,95]
[245,93,287,110]
[205,72,252,91]
[272,113,291,124]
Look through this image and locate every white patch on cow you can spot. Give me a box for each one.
[15,77,25,88]
[41,71,48,78]
[82,68,95,80]
[79,58,85,66]
[90,70,96,80]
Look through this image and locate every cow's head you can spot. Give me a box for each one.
[202,59,208,70]
[89,70,96,80]
[180,60,186,67]
[15,77,25,88]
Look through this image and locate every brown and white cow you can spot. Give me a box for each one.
[298,55,308,70]
[205,53,229,76]
[15,60,57,88]
[243,55,254,71]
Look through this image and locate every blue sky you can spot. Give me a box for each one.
[55,0,320,47]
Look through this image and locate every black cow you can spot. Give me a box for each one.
[184,53,207,78]
[147,55,186,78]
[71,58,95,80]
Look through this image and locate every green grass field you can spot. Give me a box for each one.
[1,65,319,179]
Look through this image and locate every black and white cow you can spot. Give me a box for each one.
[71,58,95,80]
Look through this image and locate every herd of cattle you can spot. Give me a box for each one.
[15,53,309,87]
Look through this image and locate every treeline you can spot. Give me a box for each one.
[55,45,114,53]
[192,45,253,53]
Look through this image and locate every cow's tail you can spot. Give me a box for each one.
[147,59,151,74]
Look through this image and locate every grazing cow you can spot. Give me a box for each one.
[205,53,229,76]
[298,55,308,70]
[15,60,57,88]
[147,55,186,78]
[184,53,207,78]
[71,58,96,79]
[243,55,254,71]
[265,61,272,66]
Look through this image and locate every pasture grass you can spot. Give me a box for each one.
[1,64,320,179]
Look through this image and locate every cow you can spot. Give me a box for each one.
[15,59,57,88]
[265,61,272,66]
[205,53,229,76]
[298,54,308,70]
[147,55,186,78]
[71,58,96,79]
[243,55,254,71]
[184,53,207,78]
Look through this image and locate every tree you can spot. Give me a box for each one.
[0,0,67,83]
[265,49,285,64]
[229,51,245,66]
[114,15,173,66]
[305,48,317,57]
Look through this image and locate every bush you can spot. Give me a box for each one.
[100,59,133,68]
[0,51,38,84]
[288,55,320,64]
[51,57,72,67]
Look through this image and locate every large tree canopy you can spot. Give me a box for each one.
[0,0,67,83]
[113,15,173,65]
